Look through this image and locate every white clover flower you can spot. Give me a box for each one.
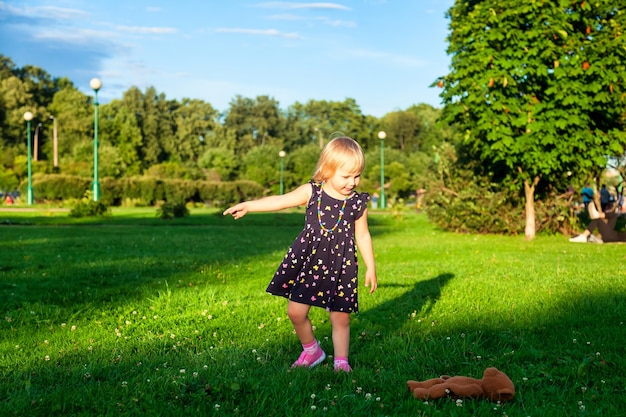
[311,405,316,410]
[365,393,372,400]
[311,394,316,399]
[45,355,50,361]
[180,369,185,374]
[71,325,77,331]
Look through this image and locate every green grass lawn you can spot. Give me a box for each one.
[1,207,624,416]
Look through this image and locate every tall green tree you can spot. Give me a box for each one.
[140,87,170,167]
[380,110,422,152]
[48,86,93,169]
[100,101,142,176]
[169,98,218,163]
[438,0,626,239]
[223,95,284,154]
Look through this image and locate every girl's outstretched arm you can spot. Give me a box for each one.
[223,183,311,220]
[355,209,377,293]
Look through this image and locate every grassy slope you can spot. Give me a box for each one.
[0,208,624,416]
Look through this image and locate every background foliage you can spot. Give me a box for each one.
[435,0,626,238]
[2,0,626,237]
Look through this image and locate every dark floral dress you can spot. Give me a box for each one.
[267,181,370,313]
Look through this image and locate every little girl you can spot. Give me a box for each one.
[224,136,377,372]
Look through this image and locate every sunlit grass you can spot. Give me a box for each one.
[1,209,625,416]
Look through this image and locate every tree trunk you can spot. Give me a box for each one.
[524,177,540,240]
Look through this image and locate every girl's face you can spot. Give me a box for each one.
[325,166,361,198]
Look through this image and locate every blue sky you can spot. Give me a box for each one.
[1,0,454,117]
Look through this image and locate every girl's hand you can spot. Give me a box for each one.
[365,270,377,293]
[223,203,248,220]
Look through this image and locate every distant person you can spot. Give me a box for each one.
[416,188,426,212]
[600,184,611,212]
[5,194,13,205]
[569,202,626,243]
[581,183,594,209]
[223,136,377,372]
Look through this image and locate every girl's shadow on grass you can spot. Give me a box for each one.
[356,272,455,331]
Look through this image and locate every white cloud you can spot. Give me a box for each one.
[116,26,177,34]
[31,27,119,45]
[316,17,356,28]
[215,28,302,39]
[0,2,90,20]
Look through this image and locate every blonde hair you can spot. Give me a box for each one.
[313,136,365,183]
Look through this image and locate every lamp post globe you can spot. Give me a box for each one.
[23,112,34,205]
[279,151,286,195]
[90,77,102,91]
[91,78,102,201]
[377,131,386,209]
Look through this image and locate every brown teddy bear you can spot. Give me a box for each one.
[407,367,515,402]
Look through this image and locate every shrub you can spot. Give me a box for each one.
[69,192,110,217]
[30,174,90,201]
[156,201,189,220]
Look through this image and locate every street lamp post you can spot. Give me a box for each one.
[34,122,42,161]
[378,131,386,209]
[50,115,58,171]
[279,150,286,195]
[23,111,34,205]
[90,77,102,201]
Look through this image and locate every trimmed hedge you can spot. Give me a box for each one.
[21,174,265,207]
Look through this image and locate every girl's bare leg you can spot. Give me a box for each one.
[287,301,314,344]
[330,311,351,358]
